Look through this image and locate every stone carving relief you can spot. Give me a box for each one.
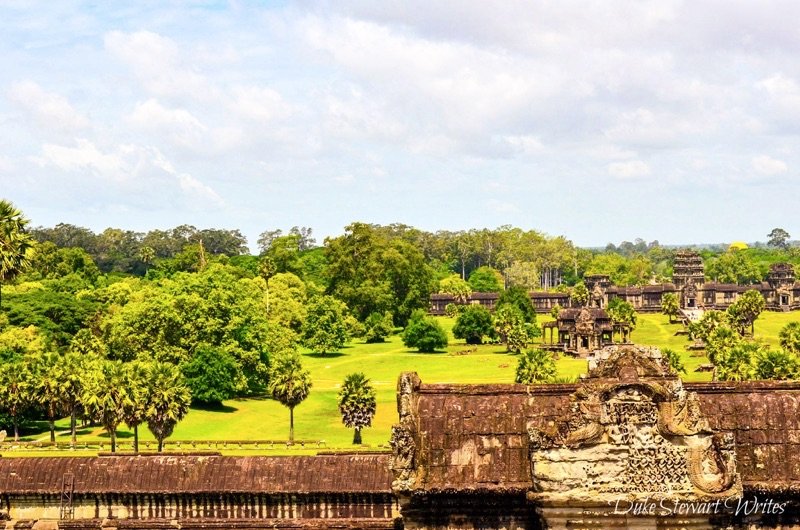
[390,372,421,492]
[591,283,605,309]
[528,346,740,504]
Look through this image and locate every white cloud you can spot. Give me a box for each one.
[127,99,208,148]
[34,139,223,208]
[104,30,212,99]
[37,138,122,175]
[752,155,788,175]
[227,86,293,122]
[608,160,651,179]
[7,81,89,131]
[504,135,544,155]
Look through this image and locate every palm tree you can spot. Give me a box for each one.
[268,351,311,444]
[123,361,149,453]
[754,348,799,380]
[145,362,191,452]
[716,342,758,382]
[0,199,34,309]
[61,352,91,446]
[0,360,31,441]
[82,359,129,452]
[337,373,376,444]
[29,351,65,443]
[515,348,556,384]
[779,322,800,354]
[661,292,680,324]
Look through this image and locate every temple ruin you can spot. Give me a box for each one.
[2,344,800,529]
[430,254,800,315]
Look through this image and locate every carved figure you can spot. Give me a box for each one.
[528,345,740,502]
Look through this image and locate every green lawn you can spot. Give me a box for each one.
[7,311,797,455]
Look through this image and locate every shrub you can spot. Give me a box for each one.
[452,305,493,345]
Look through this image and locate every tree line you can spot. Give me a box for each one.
[1,198,798,441]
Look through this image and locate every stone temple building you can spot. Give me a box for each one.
[2,344,800,529]
[429,252,800,315]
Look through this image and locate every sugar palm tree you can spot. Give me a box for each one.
[268,351,311,444]
[61,352,91,446]
[82,359,129,452]
[29,351,65,443]
[145,362,191,452]
[0,360,31,441]
[0,199,34,309]
[337,373,376,445]
[515,348,557,384]
[123,361,150,453]
[779,322,800,354]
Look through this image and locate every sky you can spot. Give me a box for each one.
[1,1,799,250]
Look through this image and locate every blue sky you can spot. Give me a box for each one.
[1,1,798,249]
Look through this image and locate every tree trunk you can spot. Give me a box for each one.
[158,437,164,452]
[353,428,362,445]
[111,430,116,453]
[289,406,295,445]
[134,425,139,453]
[13,420,19,442]
[70,409,77,446]
[49,419,55,443]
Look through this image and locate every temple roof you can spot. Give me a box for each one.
[0,454,393,495]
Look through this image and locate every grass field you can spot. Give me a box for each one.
[6,311,798,456]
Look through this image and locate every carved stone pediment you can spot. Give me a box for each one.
[528,346,740,504]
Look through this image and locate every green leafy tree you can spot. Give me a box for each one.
[493,305,535,353]
[608,297,637,329]
[362,311,394,343]
[754,348,799,380]
[2,289,99,348]
[549,304,562,320]
[123,361,149,453]
[325,223,434,326]
[181,345,240,405]
[570,282,589,307]
[82,359,129,452]
[705,250,761,285]
[726,290,765,336]
[496,286,537,324]
[438,274,472,304]
[0,200,34,309]
[768,228,791,249]
[265,273,307,333]
[337,372,377,444]
[661,292,680,324]
[0,360,30,441]
[505,261,540,290]
[515,348,557,384]
[268,351,312,444]
[661,348,686,374]
[263,234,304,276]
[467,266,504,293]
[302,295,349,354]
[145,361,191,452]
[779,322,800,354]
[402,311,448,352]
[452,305,494,345]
